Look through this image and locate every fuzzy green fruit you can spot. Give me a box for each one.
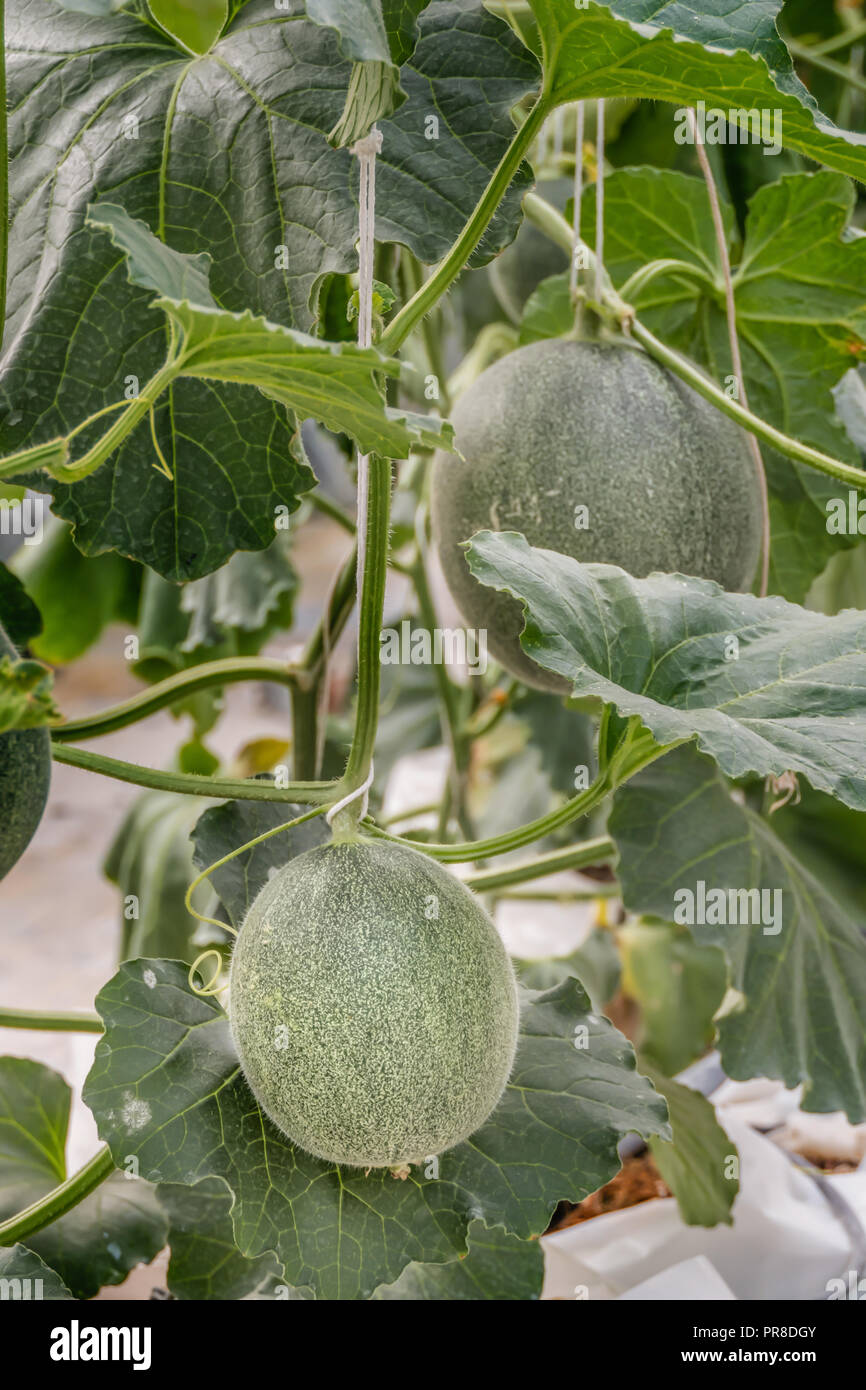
[432,337,763,691]
[0,622,51,880]
[229,838,519,1168]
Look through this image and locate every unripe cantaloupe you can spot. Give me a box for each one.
[229,838,519,1168]
[432,337,763,691]
[0,622,51,880]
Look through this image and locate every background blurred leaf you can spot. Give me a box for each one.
[0,1057,166,1299]
[611,745,866,1122]
[620,921,726,1075]
[13,517,140,665]
[641,1064,739,1228]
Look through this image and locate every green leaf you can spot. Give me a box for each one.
[809,543,866,616]
[129,535,297,735]
[83,961,668,1300]
[3,0,536,579]
[374,616,443,795]
[149,0,228,54]
[304,1,433,142]
[179,540,298,654]
[12,517,141,666]
[640,1064,739,1229]
[87,201,452,461]
[103,789,222,962]
[466,530,866,812]
[0,653,60,733]
[0,563,42,649]
[0,1245,75,1300]
[158,1177,284,1299]
[305,0,391,62]
[770,781,866,918]
[306,0,430,65]
[513,687,597,797]
[373,1219,543,1299]
[515,927,620,1009]
[527,1,866,181]
[190,798,331,929]
[610,745,866,1122]
[620,921,726,1075]
[0,1057,167,1299]
[608,1,793,76]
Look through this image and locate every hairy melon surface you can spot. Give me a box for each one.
[229,838,519,1168]
[0,622,51,880]
[432,337,763,691]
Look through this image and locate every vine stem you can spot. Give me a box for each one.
[464,837,616,892]
[0,0,6,352]
[59,360,179,483]
[688,108,770,598]
[629,321,866,491]
[786,38,866,95]
[0,1007,103,1033]
[367,771,613,863]
[369,724,673,864]
[379,98,548,354]
[523,190,866,492]
[0,1146,115,1248]
[51,657,300,742]
[409,511,475,842]
[51,741,339,804]
[341,453,391,807]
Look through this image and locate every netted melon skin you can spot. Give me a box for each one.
[0,622,51,880]
[229,838,519,1168]
[432,337,762,691]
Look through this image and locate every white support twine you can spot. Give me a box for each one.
[570,99,606,305]
[570,100,585,299]
[350,125,382,608]
[326,765,375,827]
[332,124,383,828]
[594,98,605,305]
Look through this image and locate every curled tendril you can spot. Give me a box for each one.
[184,801,334,997]
[188,949,226,997]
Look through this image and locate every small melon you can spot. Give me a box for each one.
[432,337,763,691]
[0,622,51,880]
[229,837,519,1168]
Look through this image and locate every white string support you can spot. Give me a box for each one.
[570,100,585,300]
[350,126,382,607]
[335,124,383,830]
[326,764,375,827]
[594,98,605,305]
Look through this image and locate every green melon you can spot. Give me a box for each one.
[229,837,519,1168]
[432,337,763,691]
[0,622,51,880]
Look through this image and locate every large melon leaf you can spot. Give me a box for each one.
[83,959,669,1300]
[466,531,866,812]
[610,745,866,1121]
[2,0,537,578]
